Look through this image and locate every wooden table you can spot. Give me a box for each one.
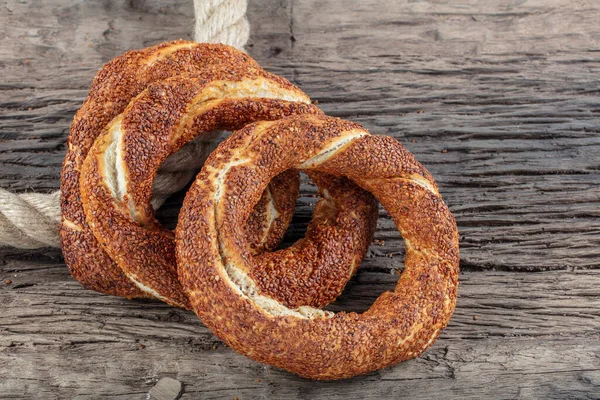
[1,1,599,398]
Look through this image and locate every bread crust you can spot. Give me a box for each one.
[61,40,309,300]
[176,114,459,379]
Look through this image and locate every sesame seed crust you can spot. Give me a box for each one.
[60,40,310,300]
[176,114,459,380]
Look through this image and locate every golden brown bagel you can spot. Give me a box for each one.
[79,69,378,308]
[60,40,314,301]
[176,114,459,380]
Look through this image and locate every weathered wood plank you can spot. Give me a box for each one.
[249,0,600,59]
[1,337,598,399]
[1,0,599,398]
[2,253,600,341]
[1,254,599,398]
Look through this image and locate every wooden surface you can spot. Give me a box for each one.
[1,0,599,398]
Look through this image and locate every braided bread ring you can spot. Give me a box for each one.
[79,71,378,308]
[60,41,308,300]
[176,114,459,380]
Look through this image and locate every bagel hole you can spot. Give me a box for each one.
[154,131,230,230]
[154,183,193,230]
[274,172,407,314]
[275,171,315,250]
[324,204,406,313]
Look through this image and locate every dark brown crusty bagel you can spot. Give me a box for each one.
[60,40,316,302]
[176,114,459,380]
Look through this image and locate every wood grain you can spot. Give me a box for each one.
[1,0,599,398]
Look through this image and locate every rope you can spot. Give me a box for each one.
[0,0,248,249]
[194,0,249,50]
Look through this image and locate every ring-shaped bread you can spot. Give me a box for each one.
[176,114,459,379]
[61,40,311,301]
[79,70,378,308]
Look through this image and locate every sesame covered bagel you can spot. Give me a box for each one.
[176,114,459,379]
[60,40,316,301]
[76,52,378,308]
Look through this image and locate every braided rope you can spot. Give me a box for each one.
[194,0,249,50]
[0,0,248,249]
